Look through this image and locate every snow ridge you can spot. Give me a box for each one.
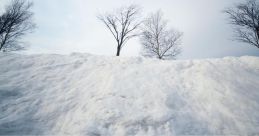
[0,53,259,135]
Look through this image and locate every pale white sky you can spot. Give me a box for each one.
[1,0,259,59]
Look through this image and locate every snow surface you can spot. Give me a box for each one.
[0,53,259,135]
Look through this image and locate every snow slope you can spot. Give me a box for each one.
[0,53,259,135]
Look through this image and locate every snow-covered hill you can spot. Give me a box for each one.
[0,53,259,135]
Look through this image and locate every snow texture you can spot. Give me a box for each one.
[0,53,259,135]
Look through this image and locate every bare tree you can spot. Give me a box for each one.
[0,0,35,52]
[224,0,259,48]
[98,5,142,56]
[140,11,182,60]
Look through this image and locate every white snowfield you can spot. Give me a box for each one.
[0,53,259,135]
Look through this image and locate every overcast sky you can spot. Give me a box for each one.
[1,0,259,59]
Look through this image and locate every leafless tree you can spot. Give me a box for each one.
[0,0,35,52]
[140,11,182,60]
[224,0,259,48]
[98,5,142,56]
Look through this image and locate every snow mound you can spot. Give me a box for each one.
[0,53,259,135]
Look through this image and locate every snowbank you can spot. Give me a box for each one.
[0,53,259,135]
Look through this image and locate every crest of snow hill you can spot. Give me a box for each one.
[0,53,259,135]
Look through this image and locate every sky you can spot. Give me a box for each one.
[1,0,259,59]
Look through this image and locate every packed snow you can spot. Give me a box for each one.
[0,53,259,135]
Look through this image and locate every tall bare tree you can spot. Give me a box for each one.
[0,0,35,52]
[224,0,259,48]
[140,11,182,60]
[98,5,142,56]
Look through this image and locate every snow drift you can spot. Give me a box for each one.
[0,53,259,135]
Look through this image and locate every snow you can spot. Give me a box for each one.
[0,53,259,135]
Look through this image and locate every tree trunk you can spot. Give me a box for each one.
[116,45,121,56]
[256,28,259,48]
[0,40,6,51]
[0,44,3,51]
[0,27,11,51]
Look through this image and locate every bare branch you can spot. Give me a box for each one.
[97,5,142,56]
[0,0,36,52]
[224,0,259,48]
[140,11,183,60]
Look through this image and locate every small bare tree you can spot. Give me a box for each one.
[224,0,259,48]
[0,0,35,52]
[140,11,182,60]
[98,5,142,56]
